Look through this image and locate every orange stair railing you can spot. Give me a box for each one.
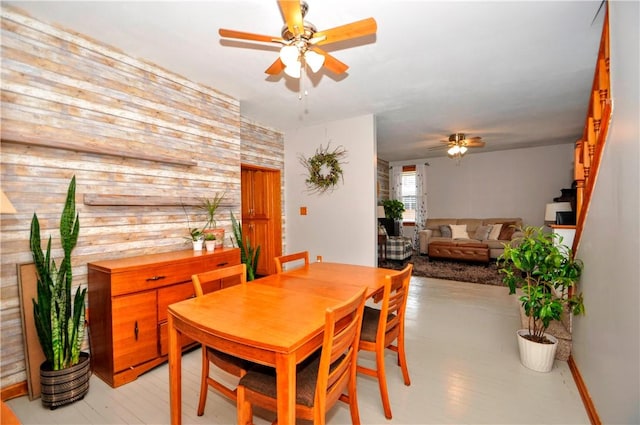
[573,5,611,253]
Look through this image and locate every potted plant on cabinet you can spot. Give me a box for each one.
[188,227,204,251]
[230,211,260,281]
[204,232,216,251]
[497,226,585,372]
[199,193,225,248]
[30,176,90,408]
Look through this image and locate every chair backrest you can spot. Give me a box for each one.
[192,263,247,297]
[274,251,310,273]
[316,287,367,412]
[378,264,412,344]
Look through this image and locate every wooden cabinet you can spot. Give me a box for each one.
[88,247,240,387]
[241,166,282,276]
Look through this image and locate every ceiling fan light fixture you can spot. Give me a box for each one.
[284,61,301,78]
[459,146,468,154]
[447,145,460,156]
[279,44,300,67]
[305,49,325,73]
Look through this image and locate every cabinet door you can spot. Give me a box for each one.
[242,169,269,219]
[112,291,158,372]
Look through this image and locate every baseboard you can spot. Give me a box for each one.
[568,355,601,425]
[1,381,28,401]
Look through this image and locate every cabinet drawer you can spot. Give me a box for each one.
[109,250,240,296]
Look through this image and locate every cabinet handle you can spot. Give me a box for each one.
[134,321,139,341]
[146,275,166,282]
[216,262,228,267]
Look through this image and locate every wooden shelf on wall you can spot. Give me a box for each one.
[1,131,197,167]
[83,194,236,208]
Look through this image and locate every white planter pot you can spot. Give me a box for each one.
[205,240,216,251]
[192,240,203,251]
[516,329,558,373]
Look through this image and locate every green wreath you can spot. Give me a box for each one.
[299,144,347,194]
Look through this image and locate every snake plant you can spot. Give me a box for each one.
[31,176,86,370]
[230,211,260,281]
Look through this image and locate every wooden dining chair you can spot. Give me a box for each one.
[274,250,310,273]
[191,264,254,416]
[356,263,413,419]
[236,287,368,425]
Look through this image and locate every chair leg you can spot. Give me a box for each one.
[375,346,393,419]
[347,376,361,425]
[397,338,411,386]
[197,348,209,416]
[236,385,253,425]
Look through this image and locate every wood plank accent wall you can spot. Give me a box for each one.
[0,7,283,390]
[377,158,389,202]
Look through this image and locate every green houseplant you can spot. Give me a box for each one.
[199,193,225,247]
[381,199,405,220]
[230,211,260,281]
[497,226,585,371]
[30,176,90,406]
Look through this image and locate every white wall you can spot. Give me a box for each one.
[390,143,575,227]
[284,115,377,266]
[572,2,640,423]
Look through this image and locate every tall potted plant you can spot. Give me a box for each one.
[230,211,260,281]
[380,199,405,236]
[199,193,225,248]
[30,176,90,408]
[497,226,585,372]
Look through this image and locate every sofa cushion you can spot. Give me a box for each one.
[457,219,483,234]
[498,221,518,240]
[450,224,469,239]
[488,223,502,240]
[473,225,493,241]
[484,239,508,249]
[439,225,452,238]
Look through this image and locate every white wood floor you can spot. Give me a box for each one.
[6,276,590,424]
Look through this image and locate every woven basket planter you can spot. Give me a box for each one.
[40,352,90,409]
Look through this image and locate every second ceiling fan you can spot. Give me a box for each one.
[218,0,377,78]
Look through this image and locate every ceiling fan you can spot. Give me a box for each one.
[430,133,486,159]
[218,0,377,79]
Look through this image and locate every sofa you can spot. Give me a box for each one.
[418,218,523,261]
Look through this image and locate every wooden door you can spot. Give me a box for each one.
[241,165,282,276]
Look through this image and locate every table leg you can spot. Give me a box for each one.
[275,353,296,424]
[168,314,182,425]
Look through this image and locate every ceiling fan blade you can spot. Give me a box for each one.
[313,17,377,46]
[278,0,304,37]
[265,58,286,75]
[428,145,448,151]
[466,140,486,148]
[311,46,349,74]
[219,28,283,44]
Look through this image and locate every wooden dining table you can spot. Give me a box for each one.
[167,261,395,425]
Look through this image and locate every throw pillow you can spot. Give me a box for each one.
[450,224,469,239]
[498,221,517,240]
[474,224,493,241]
[488,223,502,240]
[439,225,452,238]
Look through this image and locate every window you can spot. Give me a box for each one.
[401,165,416,224]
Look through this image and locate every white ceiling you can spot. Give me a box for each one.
[6,1,605,161]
